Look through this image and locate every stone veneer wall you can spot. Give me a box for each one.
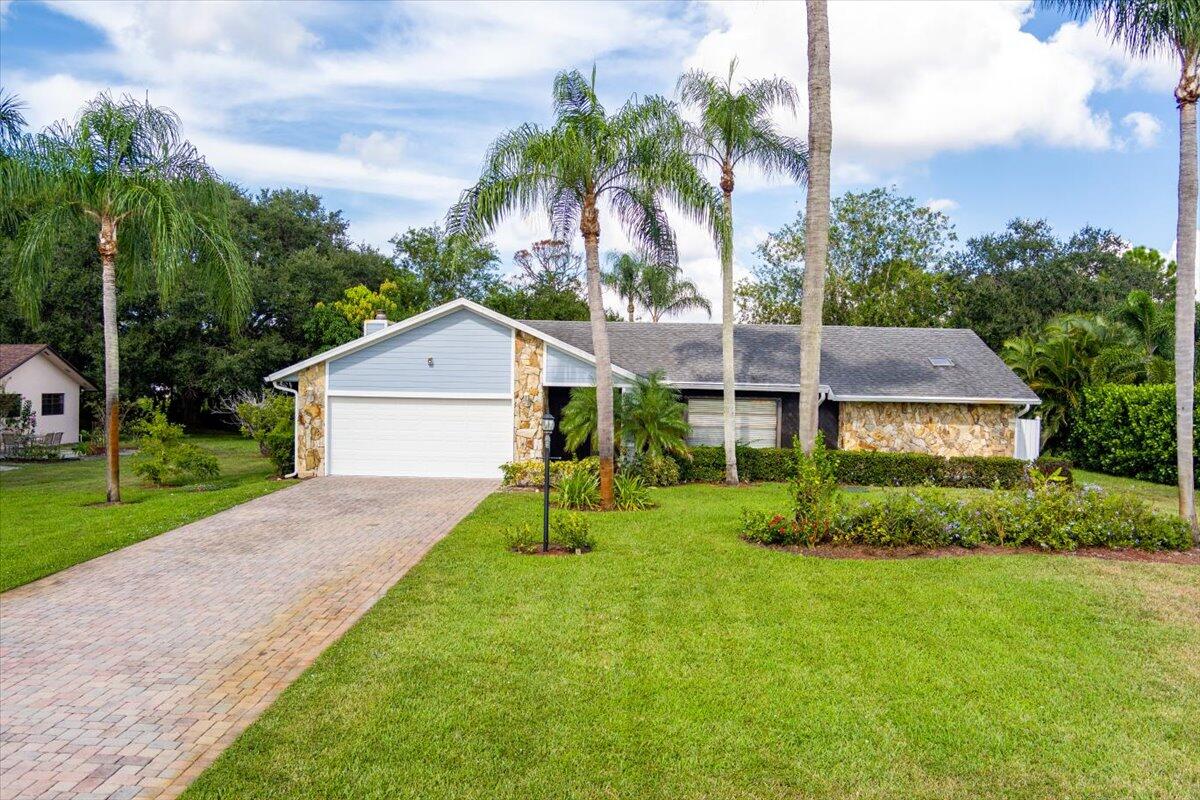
[513,330,545,461]
[838,402,1016,458]
[296,363,326,478]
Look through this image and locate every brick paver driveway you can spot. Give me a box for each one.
[0,476,495,800]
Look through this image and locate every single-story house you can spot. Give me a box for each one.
[0,344,97,444]
[266,298,1040,479]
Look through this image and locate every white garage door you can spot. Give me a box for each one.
[328,395,512,478]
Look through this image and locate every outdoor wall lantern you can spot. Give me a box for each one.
[541,412,555,552]
[427,356,434,367]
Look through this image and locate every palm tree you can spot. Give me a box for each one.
[1049,0,1198,540]
[0,89,27,149]
[677,59,807,483]
[1,93,249,503]
[620,371,690,457]
[797,0,833,454]
[603,251,651,321]
[449,68,721,508]
[639,262,712,322]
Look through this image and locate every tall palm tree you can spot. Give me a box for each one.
[639,262,712,322]
[1,93,249,503]
[677,59,807,483]
[449,69,721,508]
[798,0,833,454]
[1049,0,1198,540]
[603,251,651,321]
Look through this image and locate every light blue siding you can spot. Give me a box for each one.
[328,308,511,393]
[545,345,632,386]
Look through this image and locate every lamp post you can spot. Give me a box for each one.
[541,411,555,553]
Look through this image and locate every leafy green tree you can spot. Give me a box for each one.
[1,92,248,503]
[391,224,500,306]
[449,68,722,508]
[1049,0,1199,537]
[486,239,589,321]
[677,58,807,483]
[639,263,711,322]
[738,187,957,327]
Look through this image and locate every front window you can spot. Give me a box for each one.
[686,397,779,448]
[41,393,65,416]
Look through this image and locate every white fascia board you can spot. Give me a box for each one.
[666,381,833,394]
[831,394,1041,405]
[264,297,640,383]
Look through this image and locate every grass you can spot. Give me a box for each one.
[0,433,291,593]
[1073,469,1180,516]
[186,482,1199,800]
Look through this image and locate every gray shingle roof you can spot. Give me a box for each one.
[524,321,1039,404]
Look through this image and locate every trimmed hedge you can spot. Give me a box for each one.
[672,445,1070,488]
[1068,383,1196,486]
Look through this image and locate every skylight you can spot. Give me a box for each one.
[928,357,955,367]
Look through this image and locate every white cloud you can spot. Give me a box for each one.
[1121,111,1162,149]
[926,198,959,214]
[685,1,1179,182]
[337,131,407,169]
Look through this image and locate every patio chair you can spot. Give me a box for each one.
[44,431,63,447]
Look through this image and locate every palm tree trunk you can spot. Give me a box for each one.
[1174,89,1198,542]
[99,215,121,504]
[627,298,635,322]
[798,0,832,454]
[720,179,739,484]
[582,197,615,509]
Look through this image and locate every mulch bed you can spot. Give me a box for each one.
[509,546,593,556]
[764,542,1200,564]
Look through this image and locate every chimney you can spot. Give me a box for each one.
[363,311,389,336]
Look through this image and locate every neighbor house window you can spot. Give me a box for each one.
[41,393,65,416]
[686,397,779,448]
[0,393,20,418]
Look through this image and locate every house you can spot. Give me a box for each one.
[265,298,1040,479]
[0,345,96,444]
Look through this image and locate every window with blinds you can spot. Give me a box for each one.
[685,398,780,448]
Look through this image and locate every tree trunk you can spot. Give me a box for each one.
[798,0,832,454]
[99,215,122,504]
[720,175,739,484]
[582,195,615,509]
[1175,82,1198,542]
[628,298,635,322]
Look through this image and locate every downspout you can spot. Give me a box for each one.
[272,380,300,479]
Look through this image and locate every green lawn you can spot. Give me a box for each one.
[0,433,292,592]
[186,482,1199,800]
[1073,468,1181,516]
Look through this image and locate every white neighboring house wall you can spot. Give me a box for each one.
[1,354,89,443]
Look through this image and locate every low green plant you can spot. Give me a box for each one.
[229,391,295,477]
[613,474,653,510]
[503,523,541,554]
[740,510,804,546]
[621,453,680,486]
[555,468,600,510]
[500,457,599,488]
[792,438,838,539]
[553,511,596,551]
[130,401,220,487]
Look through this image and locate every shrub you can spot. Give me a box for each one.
[504,523,541,554]
[553,511,596,551]
[228,392,295,477]
[555,468,600,510]
[622,453,680,487]
[613,474,653,510]
[740,510,804,546]
[673,446,724,483]
[130,401,220,487]
[792,439,837,538]
[500,457,599,488]
[1068,383,1194,486]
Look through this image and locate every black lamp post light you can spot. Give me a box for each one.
[541,411,555,553]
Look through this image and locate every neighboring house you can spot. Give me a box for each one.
[0,344,96,444]
[266,298,1040,479]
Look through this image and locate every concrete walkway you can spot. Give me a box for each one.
[0,477,495,800]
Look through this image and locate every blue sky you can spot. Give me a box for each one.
[1,0,1192,318]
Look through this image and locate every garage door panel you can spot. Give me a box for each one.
[329,396,511,478]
